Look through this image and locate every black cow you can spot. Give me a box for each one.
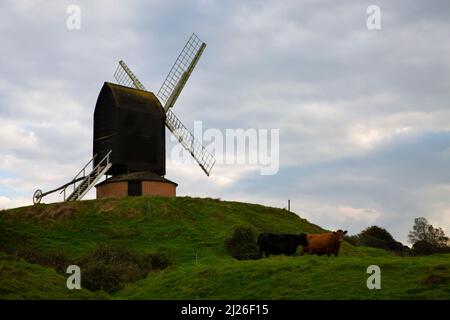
[257,233,308,258]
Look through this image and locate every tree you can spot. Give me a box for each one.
[360,226,395,243]
[412,240,436,256]
[408,217,449,248]
[358,226,398,250]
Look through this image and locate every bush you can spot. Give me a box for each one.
[133,252,170,271]
[225,226,260,260]
[358,226,395,247]
[148,252,171,270]
[366,226,395,242]
[412,240,435,255]
[411,240,449,256]
[7,246,71,273]
[356,226,409,254]
[344,235,359,246]
[388,241,405,252]
[2,243,171,293]
[81,261,131,293]
[80,245,170,293]
[358,234,390,250]
[393,245,412,256]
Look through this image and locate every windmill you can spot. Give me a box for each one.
[33,33,215,204]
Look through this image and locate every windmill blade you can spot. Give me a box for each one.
[166,109,215,176]
[114,60,146,90]
[157,33,206,111]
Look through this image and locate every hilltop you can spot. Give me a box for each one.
[0,196,449,299]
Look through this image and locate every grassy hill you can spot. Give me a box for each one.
[0,196,449,299]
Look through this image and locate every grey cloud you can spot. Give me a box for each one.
[212,131,450,242]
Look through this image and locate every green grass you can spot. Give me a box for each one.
[0,196,449,299]
[119,252,450,300]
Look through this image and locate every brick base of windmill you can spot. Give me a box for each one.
[95,171,177,199]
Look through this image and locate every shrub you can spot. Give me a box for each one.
[358,234,390,250]
[148,252,171,270]
[412,240,439,256]
[369,226,395,242]
[440,246,450,254]
[388,241,404,252]
[394,245,412,256]
[7,246,71,273]
[81,261,129,293]
[225,226,260,260]
[359,226,394,245]
[80,245,170,293]
[344,235,358,246]
[133,252,170,271]
[356,226,409,254]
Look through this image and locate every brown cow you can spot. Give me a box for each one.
[300,230,347,257]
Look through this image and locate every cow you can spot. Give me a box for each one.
[300,229,347,257]
[257,233,308,258]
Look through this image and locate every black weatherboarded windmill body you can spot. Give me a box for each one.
[93,83,166,176]
[33,34,215,204]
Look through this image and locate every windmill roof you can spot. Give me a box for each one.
[103,82,165,117]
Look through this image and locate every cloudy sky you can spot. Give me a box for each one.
[1,0,449,243]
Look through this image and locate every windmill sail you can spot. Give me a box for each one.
[113,56,215,176]
[157,33,206,111]
[165,109,215,176]
[114,60,146,90]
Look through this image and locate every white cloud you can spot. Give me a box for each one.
[335,206,381,224]
[0,195,30,210]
